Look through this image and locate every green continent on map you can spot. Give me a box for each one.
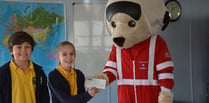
[17,6,64,29]
[2,6,64,48]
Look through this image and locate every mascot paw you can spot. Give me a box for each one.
[93,73,109,86]
[158,91,173,103]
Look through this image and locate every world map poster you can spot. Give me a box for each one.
[0,1,65,74]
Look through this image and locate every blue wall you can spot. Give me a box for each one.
[162,0,209,102]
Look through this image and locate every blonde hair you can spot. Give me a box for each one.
[56,41,75,53]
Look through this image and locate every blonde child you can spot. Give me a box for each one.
[48,41,97,103]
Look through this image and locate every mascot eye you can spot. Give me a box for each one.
[128,20,136,27]
[111,21,116,28]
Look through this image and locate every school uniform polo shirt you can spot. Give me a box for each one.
[57,65,78,96]
[9,60,36,103]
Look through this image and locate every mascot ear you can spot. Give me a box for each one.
[161,11,170,31]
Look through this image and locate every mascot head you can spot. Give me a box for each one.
[105,0,170,48]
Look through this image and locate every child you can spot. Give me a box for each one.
[48,41,97,103]
[0,31,50,103]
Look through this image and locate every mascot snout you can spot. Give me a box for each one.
[113,37,125,47]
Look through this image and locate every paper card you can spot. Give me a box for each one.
[86,78,106,89]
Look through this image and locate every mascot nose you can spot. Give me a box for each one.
[113,37,125,47]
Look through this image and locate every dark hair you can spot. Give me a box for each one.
[8,31,36,52]
[56,41,75,53]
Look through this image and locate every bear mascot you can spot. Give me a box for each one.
[95,0,174,103]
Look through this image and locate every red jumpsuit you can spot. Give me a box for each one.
[103,35,174,103]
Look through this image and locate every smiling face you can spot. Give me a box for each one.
[11,42,32,62]
[56,43,76,70]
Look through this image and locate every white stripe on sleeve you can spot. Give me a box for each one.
[103,68,117,77]
[160,86,171,92]
[156,61,174,71]
[105,61,117,68]
[158,73,174,80]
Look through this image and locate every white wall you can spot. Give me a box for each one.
[73,4,111,77]
[72,2,118,103]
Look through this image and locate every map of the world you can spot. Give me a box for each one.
[0,1,65,74]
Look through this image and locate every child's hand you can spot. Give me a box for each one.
[87,87,98,97]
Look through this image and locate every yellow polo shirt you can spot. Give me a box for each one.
[57,65,78,95]
[9,60,36,103]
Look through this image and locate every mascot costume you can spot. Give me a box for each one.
[95,0,174,103]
